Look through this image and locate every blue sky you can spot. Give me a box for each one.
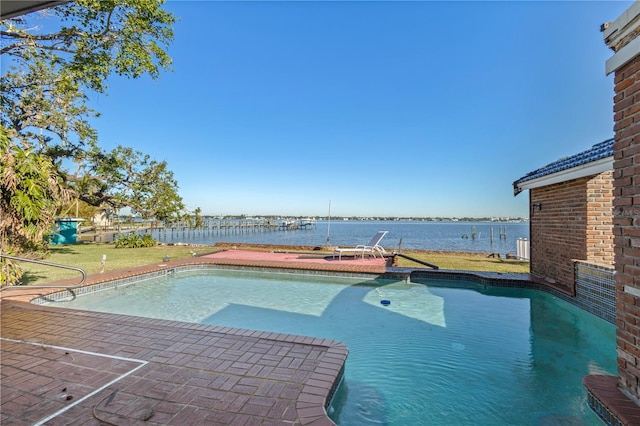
[87,0,630,218]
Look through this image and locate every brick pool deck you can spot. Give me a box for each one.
[0,250,386,425]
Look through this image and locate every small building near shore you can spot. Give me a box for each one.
[512,138,615,309]
[91,210,111,227]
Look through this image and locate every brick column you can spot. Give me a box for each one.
[582,8,640,424]
[612,54,640,397]
[602,3,640,402]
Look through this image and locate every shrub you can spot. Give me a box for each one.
[114,233,157,248]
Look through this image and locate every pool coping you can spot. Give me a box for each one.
[583,375,640,426]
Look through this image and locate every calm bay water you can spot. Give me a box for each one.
[153,220,529,255]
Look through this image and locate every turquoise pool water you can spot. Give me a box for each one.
[48,270,616,425]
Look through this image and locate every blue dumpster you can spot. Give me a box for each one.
[50,218,84,245]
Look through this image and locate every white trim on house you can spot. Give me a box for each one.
[607,36,640,75]
[602,1,640,75]
[514,156,613,193]
[602,1,640,45]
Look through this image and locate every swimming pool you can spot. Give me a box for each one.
[46,269,616,425]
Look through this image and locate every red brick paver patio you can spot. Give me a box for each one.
[1,301,347,425]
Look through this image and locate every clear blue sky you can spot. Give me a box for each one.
[88,0,630,218]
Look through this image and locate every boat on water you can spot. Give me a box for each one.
[298,218,316,227]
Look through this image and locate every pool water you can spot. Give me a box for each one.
[49,270,616,425]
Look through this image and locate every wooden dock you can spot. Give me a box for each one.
[78,218,316,243]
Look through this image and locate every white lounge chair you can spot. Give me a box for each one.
[333,231,388,260]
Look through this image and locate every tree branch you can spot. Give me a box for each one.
[0,26,82,41]
[1,38,79,56]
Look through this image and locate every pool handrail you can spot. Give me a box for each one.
[0,253,86,291]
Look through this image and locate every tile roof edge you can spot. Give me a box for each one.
[513,138,614,192]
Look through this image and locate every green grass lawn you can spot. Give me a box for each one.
[395,249,530,273]
[19,243,217,285]
[17,243,529,285]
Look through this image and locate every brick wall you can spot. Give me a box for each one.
[612,54,640,399]
[530,171,614,293]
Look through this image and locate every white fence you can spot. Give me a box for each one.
[516,238,530,261]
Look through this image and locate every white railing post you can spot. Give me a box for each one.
[517,238,530,261]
